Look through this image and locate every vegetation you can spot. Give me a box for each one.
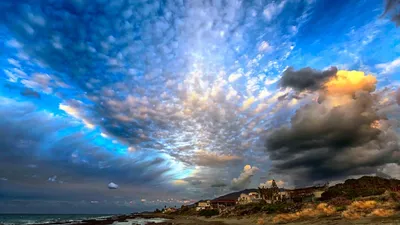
[154,208,161,213]
[258,180,280,204]
[321,176,400,200]
[173,176,400,220]
[198,209,219,217]
[335,206,347,212]
[228,202,304,216]
[395,203,400,211]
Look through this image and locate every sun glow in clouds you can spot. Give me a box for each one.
[59,104,95,129]
[324,70,377,96]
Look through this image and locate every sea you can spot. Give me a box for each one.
[0,214,170,225]
[0,214,112,225]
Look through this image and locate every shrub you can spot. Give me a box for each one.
[335,206,347,212]
[329,197,352,207]
[389,192,400,201]
[395,203,400,211]
[261,203,287,213]
[198,209,219,217]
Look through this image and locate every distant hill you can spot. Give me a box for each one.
[212,189,258,201]
[321,176,400,200]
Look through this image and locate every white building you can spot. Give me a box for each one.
[196,200,212,211]
[237,192,262,205]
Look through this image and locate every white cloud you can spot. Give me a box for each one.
[59,103,95,129]
[259,179,285,188]
[48,175,57,182]
[264,76,281,86]
[377,163,400,179]
[228,72,242,82]
[231,165,259,190]
[263,0,286,22]
[258,41,273,52]
[376,57,400,74]
[108,182,119,189]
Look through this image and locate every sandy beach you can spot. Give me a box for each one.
[143,213,400,225]
[25,211,400,225]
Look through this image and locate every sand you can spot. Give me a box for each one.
[165,213,400,225]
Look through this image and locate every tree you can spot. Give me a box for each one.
[258,180,281,204]
[270,180,280,203]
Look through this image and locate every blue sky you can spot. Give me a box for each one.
[0,0,400,214]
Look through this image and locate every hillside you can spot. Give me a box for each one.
[321,176,400,200]
[212,189,258,201]
[189,176,400,206]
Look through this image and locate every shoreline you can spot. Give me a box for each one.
[29,213,173,225]
[28,211,400,225]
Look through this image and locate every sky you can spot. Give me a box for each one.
[0,0,400,214]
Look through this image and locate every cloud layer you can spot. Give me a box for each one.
[0,0,399,213]
[266,69,400,186]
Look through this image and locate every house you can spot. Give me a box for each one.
[196,200,212,211]
[163,207,177,213]
[237,192,262,204]
[262,190,289,204]
[286,185,327,203]
[211,199,236,209]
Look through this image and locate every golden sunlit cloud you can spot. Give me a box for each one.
[59,104,95,129]
[172,179,189,185]
[370,120,381,129]
[324,70,377,96]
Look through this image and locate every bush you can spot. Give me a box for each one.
[198,209,219,217]
[335,206,347,212]
[389,192,399,201]
[154,208,161,213]
[262,204,285,213]
[260,203,302,214]
[329,197,352,207]
[395,203,400,211]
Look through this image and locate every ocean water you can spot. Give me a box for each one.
[113,218,170,225]
[0,214,111,225]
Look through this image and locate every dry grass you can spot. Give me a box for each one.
[256,217,265,224]
[272,199,399,223]
[369,208,395,217]
[272,203,336,223]
[341,200,397,220]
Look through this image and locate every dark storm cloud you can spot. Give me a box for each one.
[190,180,202,186]
[382,0,400,26]
[211,182,227,188]
[279,66,338,92]
[267,92,380,153]
[265,90,400,186]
